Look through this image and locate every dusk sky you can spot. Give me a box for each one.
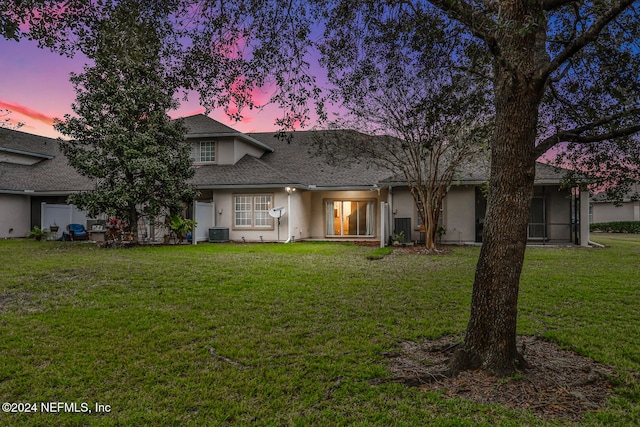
[0,36,293,139]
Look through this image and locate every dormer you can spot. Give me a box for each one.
[183,114,274,165]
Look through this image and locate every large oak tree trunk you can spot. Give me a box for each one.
[449,2,547,377]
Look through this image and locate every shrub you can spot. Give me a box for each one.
[590,221,640,233]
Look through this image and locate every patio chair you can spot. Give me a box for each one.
[67,223,89,241]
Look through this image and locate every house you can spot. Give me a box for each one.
[590,183,640,224]
[0,114,591,245]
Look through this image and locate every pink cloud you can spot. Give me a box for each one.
[0,99,56,126]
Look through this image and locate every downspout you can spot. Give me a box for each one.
[284,187,293,243]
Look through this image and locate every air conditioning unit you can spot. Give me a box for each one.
[208,227,229,243]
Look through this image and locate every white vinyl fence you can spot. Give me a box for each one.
[41,203,88,240]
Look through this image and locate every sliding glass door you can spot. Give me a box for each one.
[326,200,375,237]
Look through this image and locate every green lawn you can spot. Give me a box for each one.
[0,235,638,426]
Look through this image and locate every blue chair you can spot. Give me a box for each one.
[67,223,89,240]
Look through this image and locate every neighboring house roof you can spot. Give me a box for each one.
[0,127,57,158]
[0,128,93,194]
[591,183,640,203]
[183,114,275,153]
[0,146,53,160]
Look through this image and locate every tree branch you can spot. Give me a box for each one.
[540,0,636,79]
[426,0,496,45]
[541,0,576,11]
[535,108,640,158]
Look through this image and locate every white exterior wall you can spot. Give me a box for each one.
[388,188,419,242]
[580,190,590,246]
[0,194,30,238]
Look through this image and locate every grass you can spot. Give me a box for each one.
[0,235,638,426]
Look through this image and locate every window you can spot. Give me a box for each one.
[325,200,375,237]
[234,194,273,228]
[199,141,216,162]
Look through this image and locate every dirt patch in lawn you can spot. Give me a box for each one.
[375,335,617,422]
[392,245,452,255]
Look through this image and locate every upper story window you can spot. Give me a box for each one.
[199,141,216,162]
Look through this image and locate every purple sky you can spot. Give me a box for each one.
[0,37,294,139]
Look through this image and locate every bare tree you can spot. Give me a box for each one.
[316,18,491,249]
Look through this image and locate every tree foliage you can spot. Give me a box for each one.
[0,109,23,130]
[53,1,195,240]
[315,10,491,249]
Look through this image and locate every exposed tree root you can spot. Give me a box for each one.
[372,335,617,422]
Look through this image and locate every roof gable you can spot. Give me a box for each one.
[182,114,274,153]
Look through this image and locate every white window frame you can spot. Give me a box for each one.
[192,141,217,164]
[233,194,274,229]
[197,141,218,163]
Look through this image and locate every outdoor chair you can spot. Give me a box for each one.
[67,223,89,241]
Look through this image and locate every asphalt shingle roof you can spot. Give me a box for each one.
[1,116,570,194]
[183,113,242,135]
[0,128,93,193]
[382,158,567,185]
[183,114,274,153]
[0,127,57,157]
[247,130,392,188]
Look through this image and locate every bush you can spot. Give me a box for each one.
[590,221,640,233]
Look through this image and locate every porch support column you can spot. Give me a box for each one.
[580,190,590,247]
[380,202,387,248]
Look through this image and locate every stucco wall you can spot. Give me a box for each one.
[390,186,477,244]
[591,202,639,223]
[234,139,265,164]
[0,194,31,238]
[289,190,312,241]
[441,186,477,244]
[388,184,575,245]
[207,188,292,242]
